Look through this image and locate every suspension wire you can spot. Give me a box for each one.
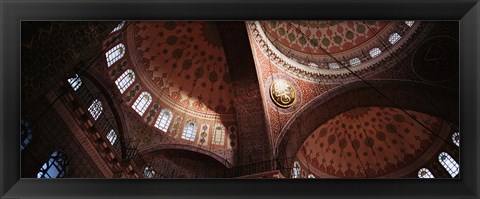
[287,21,457,150]
[363,21,458,147]
[323,87,369,178]
[288,21,362,178]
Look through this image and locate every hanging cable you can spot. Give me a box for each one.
[363,21,459,147]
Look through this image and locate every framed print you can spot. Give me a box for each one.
[1,0,479,198]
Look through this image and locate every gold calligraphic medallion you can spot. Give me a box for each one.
[269,79,297,108]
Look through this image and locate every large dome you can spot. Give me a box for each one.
[248,21,422,82]
[295,107,453,178]
[127,21,236,119]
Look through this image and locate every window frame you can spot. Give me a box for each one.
[418,168,435,178]
[211,124,226,145]
[88,99,103,121]
[181,120,198,141]
[388,32,401,45]
[115,69,136,94]
[67,74,82,91]
[106,129,117,145]
[154,108,174,132]
[37,151,69,178]
[369,47,382,58]
[131,92,152,116]
[438,152,460,178]
[105,43,126,67]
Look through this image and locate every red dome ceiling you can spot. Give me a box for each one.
[261,21,390,56]
[296,107,453,178]
[127,21,235,117]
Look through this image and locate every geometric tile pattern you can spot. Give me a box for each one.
[298,107,452,178]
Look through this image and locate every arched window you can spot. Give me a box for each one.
[88,99,103,120]
[111,21,125,33]
[67,74,82,91]
[452,131,460,147]
[418,168,434,178]
[211,124,226,145]
[388,33,401,44]
[405,21,415,27]
[349,58,361,66]
[106,129,117,145]
[115,69,135,94]
[143,166,155,178]
[369,48,382,58]
[307,174,315,178]
[37,151,68,178]
[308,62,319,68]
[328,63,340,69]
[292,161,301,178]
[131,92,152,116]
[181,120,198,141]
[439,152,459,178]
[106,43,125,67]
[21,119,33,151]
[154,108,173,132]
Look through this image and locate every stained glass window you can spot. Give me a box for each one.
[37,151,68,178]
[88,99,103,120]
[418,168,434,178]
[115,69,135,94]
[181,120,198,141]
[369,48,382,58]
[21,119,32,151]
[106,43,125,67]
[388,33,401,45]
[154,108,173,132]
[67,74,82,91]
[292,161,301,178]
[106,129,117,145]
[349,58,361,66]
[439,152,459,178]
[111,21,125,33]
[131,92,152,116]
[452,132,460,147]
[143,166,155,178]
[211,124,226,145]
[405,21,415,27]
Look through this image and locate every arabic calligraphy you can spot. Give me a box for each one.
[269,79,296,108]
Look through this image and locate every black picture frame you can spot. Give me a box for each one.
[1,0,479,198]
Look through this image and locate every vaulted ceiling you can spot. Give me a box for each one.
[296,107,453,178]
